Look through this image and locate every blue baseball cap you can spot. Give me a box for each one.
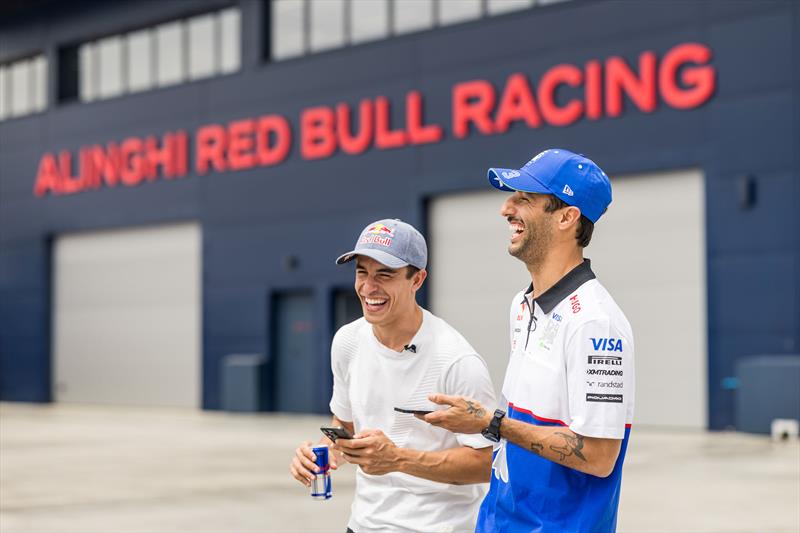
[336,219,428,270]
[487,148,612,223]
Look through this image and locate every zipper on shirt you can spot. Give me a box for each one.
[521,296,538,350]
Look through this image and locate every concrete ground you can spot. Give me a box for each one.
[0,403,798,533]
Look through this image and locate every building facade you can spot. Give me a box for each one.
[1,0,798,430]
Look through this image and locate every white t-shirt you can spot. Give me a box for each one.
[330,308,497,533]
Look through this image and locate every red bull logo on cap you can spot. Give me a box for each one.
[365,223,395,237]
[359,223,395,247]
[358,223,395,247]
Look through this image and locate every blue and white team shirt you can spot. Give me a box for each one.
[477,259,635,533]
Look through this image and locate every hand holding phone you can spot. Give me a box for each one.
[320,426,353,442]
[394,407,434,415]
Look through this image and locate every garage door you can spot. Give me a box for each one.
[429,170,707,428]
[53,222,201,408]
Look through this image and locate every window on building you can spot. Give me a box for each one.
[310,0,345,52]
[268,0,569,62]
[188,13,216,80]
[31,55,47,113]
[219,7,242,73]
[74,6,240,104]
[127,29,153,92]
[79,44,96,102]
[0,67,8,120]
[97,35,124,99]
[0,54,47,121]
[393,0,435,35]
[156,20,185,87]
[351,0,389,44]
[272,0,305,60]
[438,0,482,25]
[487,0,534,15]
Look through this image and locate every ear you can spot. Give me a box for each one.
[559,206,582,230]
[412,269,428,291]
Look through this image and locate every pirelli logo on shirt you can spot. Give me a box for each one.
[586,393,623,403]
[587,355,622,366]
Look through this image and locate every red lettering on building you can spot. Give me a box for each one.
[337,100,374,155]
[58,151,83,194]
[87,144,121,188]
[584,60,603,120]
[196,125,227,174]
[34,132,189,196]
[494,73,542,133]
[374,96,408,149]
[301,106,337,160]
[538,64,585,127]
[34,154,61,197]
[33,42,716,198]
[406,90,443,145]
[173,131,189,177]
[227,119,257,171]
[119,138,146,186]
[256,115,292,165]
[452,79,497,138]
[605,52,657,118]
[659,42,715,109]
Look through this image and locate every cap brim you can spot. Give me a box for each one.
[487,167,551,194]
[335,249,409,269]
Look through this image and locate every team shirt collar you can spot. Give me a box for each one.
[522,258,596,314]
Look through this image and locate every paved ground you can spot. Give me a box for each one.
[0,403,798,533]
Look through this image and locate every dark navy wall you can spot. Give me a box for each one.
[0,0,797,428]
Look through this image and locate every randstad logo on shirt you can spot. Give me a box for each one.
[590,338,623,352]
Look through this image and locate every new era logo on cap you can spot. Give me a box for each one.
[486,148,612,223]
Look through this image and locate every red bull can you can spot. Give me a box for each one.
[310,445,332,500]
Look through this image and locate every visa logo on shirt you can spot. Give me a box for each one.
[591,338,623,352]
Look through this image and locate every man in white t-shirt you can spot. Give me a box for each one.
[289,218,496,533]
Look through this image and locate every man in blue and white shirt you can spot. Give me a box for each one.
[421,149,635,532]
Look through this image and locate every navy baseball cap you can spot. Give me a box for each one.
[336,219,428,270]
[487,148,612,223]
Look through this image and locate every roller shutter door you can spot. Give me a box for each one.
[53,222,201,408]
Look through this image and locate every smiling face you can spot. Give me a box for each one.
[501,191,558,266]
[354,256,426,328]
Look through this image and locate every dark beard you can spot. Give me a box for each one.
[509,225,550,267]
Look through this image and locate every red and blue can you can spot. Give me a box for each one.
[310,445,332,500]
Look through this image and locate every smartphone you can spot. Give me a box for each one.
[320,426,353,442]
[394,407,434,415]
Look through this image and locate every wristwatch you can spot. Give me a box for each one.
[481,409,506,442]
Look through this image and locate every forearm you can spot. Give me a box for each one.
[395,446,492,485]
[331,416,354,434]
[499,417,620,477]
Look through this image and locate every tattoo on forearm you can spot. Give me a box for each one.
[550,431,587,462]
[465,400,486,419]
[529,442,544,455]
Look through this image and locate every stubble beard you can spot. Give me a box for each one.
[509,223,551,269]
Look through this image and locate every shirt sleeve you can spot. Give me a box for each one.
[566,318,633,439]
[328,325,357,423]
[443,354,498,449]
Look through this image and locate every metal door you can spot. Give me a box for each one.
[272,291,317,413]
